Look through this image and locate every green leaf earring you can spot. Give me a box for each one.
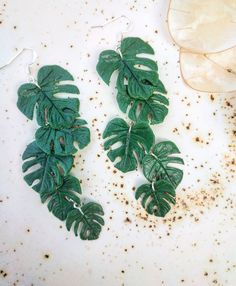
[18,65,104,240]
[97,36,184,218]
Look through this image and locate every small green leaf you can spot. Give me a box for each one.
[46,175,81,220]
[142,141,184,187]
[117,86,169,124]
[97,37,166,100]
[37,65,74,86]
[22,141,73,194]
[96,50,121,85]
[17,84,39,120]
[103,118,154,173]
[17,65,80,129]
[66,202,104,240]
[35,119,90,156]
[58,174,81,194]
[120,37,154,56]
[135,180,176,217]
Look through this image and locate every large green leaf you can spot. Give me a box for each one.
[17,65,80,129]
[143,141,184,187]
[45,175,81,220]
[117,86,169,124]
[97,37,166,100]
[103,118,154,173]
[22,141,73,194]
[135,180,176,217]
[35,119,90,156]
[66,202,104,240]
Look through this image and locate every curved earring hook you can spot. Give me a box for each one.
[91,15,133,50]
[0,48,37,83]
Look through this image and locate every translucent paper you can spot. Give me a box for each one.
[168,0,236,53]
[168,0,236,92]
[180,47,236,93]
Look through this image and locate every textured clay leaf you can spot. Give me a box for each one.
[117,86,169,124]
[97,37,166,100]
[143,141,184,188]
[180,47,236,93]
[96,50,121,85]
[168,0,236,53]
[66,202,104,240]
[17,65,80,129]
[46,175,81,220]
[103,118,155,173]
[135,180,176,217]
[22,141,73,195]
[35,119,90,156]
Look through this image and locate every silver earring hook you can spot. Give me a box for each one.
[91,15,132,50]
[0,48,37,83]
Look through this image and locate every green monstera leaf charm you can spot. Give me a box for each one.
[45,175,82,220]
[22,141,73,196]
[35,118,90,156]
[103,118,154,173]
[97,37,166,100]
[17,65,80,129]
[135,180,176,217]
[66,202,105,240]
[143,141,184,188]
[117,85,169,125]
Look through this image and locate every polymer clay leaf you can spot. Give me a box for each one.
[135,180,176,217]
[45,175,81,220]
[17,65,80,129]
[168,0,236,53]
[180,47,236,93]
[97,37,166,100]
[103,118,154,173]
[22,141,73,195]
[117,86,169,124]
[96,50,121,85]
[143,141,184,187]
[66,202,104,240]
[35,119,90,156]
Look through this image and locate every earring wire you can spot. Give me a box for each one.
[0,48,37,83]
[91,15,133,50]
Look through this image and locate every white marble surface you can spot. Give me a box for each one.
[0,1,235,285]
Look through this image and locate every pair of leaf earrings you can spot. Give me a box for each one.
[17,37,184,241]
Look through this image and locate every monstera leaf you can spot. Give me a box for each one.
[35,118,90,156]
[45,175,81,220]
[97,37,166,100]
[135,180,176,217]
[66,202,104,240]
[143,141,184,187]
[103,118,154,173]
[22,141,73,195]
[17,65,80,129]
[117,86,169,124]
